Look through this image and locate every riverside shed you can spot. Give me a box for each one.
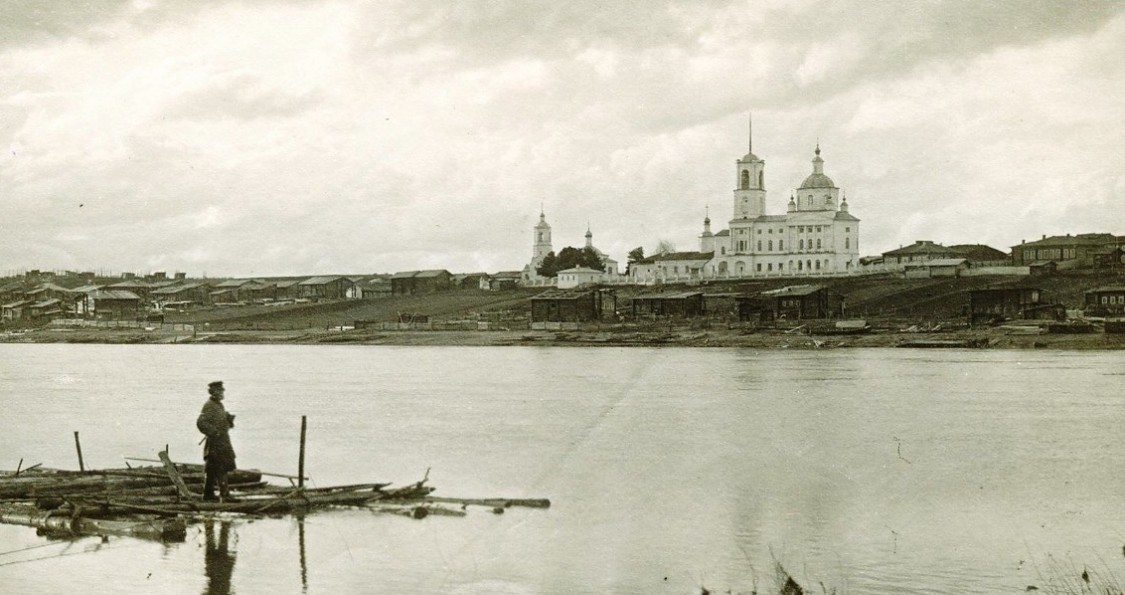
[630,291,704,318]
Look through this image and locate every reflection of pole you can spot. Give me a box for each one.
[73,431,85,472]
[298,416,307,489]
[297,514,308,593]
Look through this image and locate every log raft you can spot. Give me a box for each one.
[0,453,549,543]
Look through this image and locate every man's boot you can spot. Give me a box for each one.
[203,473,218,501]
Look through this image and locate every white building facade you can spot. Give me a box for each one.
[704,130,860,279]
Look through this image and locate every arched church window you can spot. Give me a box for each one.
[740,170,749,190]
[798,261,803,271]
[816,239,821,249]
[768,240,773,251]
[758,171,763,188]
[799,239,804,250]
[825,195,831,205]
[779,240,784,250]
[757,241,762,251]
[845,237,850,249]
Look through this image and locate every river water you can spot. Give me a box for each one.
[0,344,1123,594]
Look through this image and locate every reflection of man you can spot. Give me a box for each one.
[196,380,237,502]
[203,520,236,595]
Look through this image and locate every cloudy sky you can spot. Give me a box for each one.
[1,1,1122,277]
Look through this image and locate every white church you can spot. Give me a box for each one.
[633,122,861,283]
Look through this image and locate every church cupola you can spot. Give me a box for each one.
[787,192,796,213]
[585,226,593,249]
[796,143,840,212]
[700,208,715,253]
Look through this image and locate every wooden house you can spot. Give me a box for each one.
[85,290,143,320]
[1,299,33,322]
[453,273,488,290]
[487,271,522,291]
[274,279,305,301]
[1011,233,1120,267]
[299,276,353,301]
[241,281,277,303]
[106,280,154,303]
[28,299,64,320]
[903,258,970,279]
[1084,286,1125,317]
[151,282,211,307]
[630,291,704,318]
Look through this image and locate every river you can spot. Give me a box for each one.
[0,344,1123,594]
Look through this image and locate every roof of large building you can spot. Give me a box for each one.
[638,251,714,263]
[948,244,1008,261]
[300,276,345,285]
[92,289,141,300]
[633,291,703,300]
[1014,233,1117,248]
[882,241,957,257]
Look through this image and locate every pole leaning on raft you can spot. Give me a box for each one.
[73,431,85,472]
[298,415,307,489]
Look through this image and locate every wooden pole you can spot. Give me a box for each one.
[73,431,85,472]
[298,415,307,489]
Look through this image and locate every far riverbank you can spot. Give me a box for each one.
[3,325,1124,349]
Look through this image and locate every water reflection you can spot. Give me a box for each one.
[297,514,308,593]
[203,520,236,595]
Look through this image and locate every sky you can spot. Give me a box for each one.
[1,0,1123,278]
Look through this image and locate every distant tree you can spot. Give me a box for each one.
[536,251,559,277]
[626,246,645,274]
[653,239,676,256]
[537,246,604,277]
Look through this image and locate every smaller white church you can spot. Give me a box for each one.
[521,211,621,288]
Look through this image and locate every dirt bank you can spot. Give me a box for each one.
[4,326,1124,350]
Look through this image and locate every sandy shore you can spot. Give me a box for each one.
[4,326,1124,350]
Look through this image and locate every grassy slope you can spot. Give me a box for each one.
[164,271,1125,330]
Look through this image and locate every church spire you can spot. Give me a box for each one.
[748,112,753,155]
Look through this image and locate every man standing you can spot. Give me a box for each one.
[197,380,237,502]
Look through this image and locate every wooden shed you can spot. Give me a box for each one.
[757,285,844,320]
[968,287,1055,324]
[630,291,704,318]
[530,289,609,323]
[391,270,453,295]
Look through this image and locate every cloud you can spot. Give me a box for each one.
[0,1,1122,276]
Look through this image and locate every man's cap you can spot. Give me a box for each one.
[208,381,224,391]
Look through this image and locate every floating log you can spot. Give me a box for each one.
[0,505,186,542]
[422,496,551,509]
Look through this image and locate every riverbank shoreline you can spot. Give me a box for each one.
[4,326,1124,349]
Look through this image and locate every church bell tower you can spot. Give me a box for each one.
[733,113,766,220]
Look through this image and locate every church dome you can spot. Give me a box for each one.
[740,151,761,162]
[798,172,836,189]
